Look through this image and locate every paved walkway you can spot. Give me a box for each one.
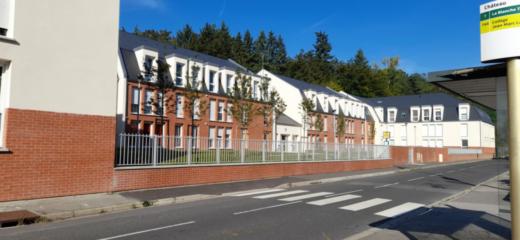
[353,171,511,240]
[0,160,487,223]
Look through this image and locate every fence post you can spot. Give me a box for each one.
[262,140,266,162]
[312,142,315,161]
[216,139,221,164]
[240,139,245,163]
[358,144,362,160]
[281,142,285,162]
[187,137,192,165]
[297,142,301,161]
[325,143,328,161]
[152,135,158,166]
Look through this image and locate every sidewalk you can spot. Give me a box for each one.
[0,159,489,225]
[351,171,511,240]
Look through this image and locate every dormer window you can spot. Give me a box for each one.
[375,107,384,121]
[175,63,184,86]
[459,104,470,121]
[433,105,444,121]
[226,74,233,93]
[143,56,155,82]
[422,106,432,122]
[387,108,397,123]
[410,106,420,122]
[209,71,216,92]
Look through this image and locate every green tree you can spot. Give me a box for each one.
[184,64,208,138]
[227,71,256,139]
[144,59,174,134]
[257,76,287,139]
[336,112,346,138]
[299,98,316,138]
[174,24,198,49]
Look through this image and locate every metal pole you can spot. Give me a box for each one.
[507,58,520,240]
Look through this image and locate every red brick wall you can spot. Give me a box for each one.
[113,159,397,192]
[0,108,116,202]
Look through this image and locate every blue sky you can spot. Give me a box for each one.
[120,0,489,74]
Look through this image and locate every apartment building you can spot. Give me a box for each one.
[366,93,495,149]
[117,31,271,142]
[258,70,374,145]
[0,0,120,201]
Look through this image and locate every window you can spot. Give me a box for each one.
[144,90,153,114]
[387,108,397,123]
[462,139,469,147]
[323,97,328,112]
[361,122,365,135]
[208,127,216,148]
[459,104,470,121]
[157,92,164,115]
[193,99,200,120]
[209,71,216,92]
[422,107,431,122]
[433,106,444,121]
[217,128,224,148]
[227,103,233,123]
[217,101,224,121]
[324,117,328,131]
[143,56,154,82]
[128,120,140,133]
[175,94,184,118]
[174,125,183,148]
[252,81,258,99]
[131,87,140,113]
[226,74,233,93]
[410,107,420,122]
[0,0,12,37]
[225,128,232,149]
[175,63,184,86]
[209,100,216,121]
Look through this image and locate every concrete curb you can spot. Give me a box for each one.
[277,159,488,189]
[343,169,509,240]
[34,159,489,223]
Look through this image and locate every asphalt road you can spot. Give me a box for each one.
[0,160,509,240]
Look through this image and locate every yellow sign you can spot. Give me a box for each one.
[383,131,391,139]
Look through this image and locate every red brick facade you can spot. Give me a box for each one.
[125,81,271,141]
[0,108,116,202]
[307,112,374,145]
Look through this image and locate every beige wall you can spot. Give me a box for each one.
[0,0,120,117]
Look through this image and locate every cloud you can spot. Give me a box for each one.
[304,14,336,32]
[124,0,164,9]
[218,0,227,18]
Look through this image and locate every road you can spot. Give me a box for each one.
[0,160,508,240]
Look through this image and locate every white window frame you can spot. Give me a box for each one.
[209,71,216,92]
[144,90,153,115]
[175,94,184,118]
[209,100,216,121]
[209,127,216,148]
[131,87,140,114]
[193,99,200,120]
[174,125,183,148]
[421,106,432,122]
[433,105,444,122]
[225,128,232,149]
[227,103,233,123]
[387,108,397,123]
[175,62,184,86]
[459,104,470,121]
[217,101,224,121]
[410,106,420,122]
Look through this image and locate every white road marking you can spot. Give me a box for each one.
[307,194,361,206]
[326,189,363,197]
[233,201,301,215]
[97,221,195,240]
[279,192,333,202]
[375,202,425,218]
[340,198,391,211]
[374,182,398,189]
[231,189,284,197]
[407,177,425,182]
[254,190,308,199]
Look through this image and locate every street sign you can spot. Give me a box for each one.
[481,0,520,62]
[383,131,391,139]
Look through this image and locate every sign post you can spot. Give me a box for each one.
[481,1,520,238]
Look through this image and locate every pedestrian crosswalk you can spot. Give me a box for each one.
[230,188,426,219]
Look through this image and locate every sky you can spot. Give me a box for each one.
[120,0,490,74]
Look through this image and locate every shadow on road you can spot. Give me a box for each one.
[369,206,511,240]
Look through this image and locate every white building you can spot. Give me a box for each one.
[258,69,373,145]
[367,93,495,149]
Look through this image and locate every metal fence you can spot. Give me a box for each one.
[116,134,391,167]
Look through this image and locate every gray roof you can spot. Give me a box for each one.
[119,31,251,80]
[272,73,362,102]
[365,93,493,124]
[276,113,301,127]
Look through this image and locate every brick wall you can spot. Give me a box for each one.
[0,108,116,202]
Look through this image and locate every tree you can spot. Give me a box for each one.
[253,31,268,71]
[227,71,256,140]
[313,32,333,62]
[336,112,346,138]
[142,59,174,135]
[174,24,198,49]
[314,114,324,132]
[133,27,173,44]
[257,76,287,140]
[299,98,316,140]
[184,63,208,138]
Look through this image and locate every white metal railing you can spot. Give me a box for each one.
[115,134,391,167]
